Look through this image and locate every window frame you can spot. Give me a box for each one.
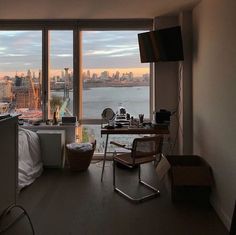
[0,19,154,123]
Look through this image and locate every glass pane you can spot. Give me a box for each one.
[82,31,150,119]
[0,31,42,120]
[78,124,142,153]
[82,30,150,153]
[49,30,73,120]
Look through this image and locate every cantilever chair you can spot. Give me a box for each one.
[111,135,163,203]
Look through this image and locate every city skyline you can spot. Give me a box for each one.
[0,67,149,79]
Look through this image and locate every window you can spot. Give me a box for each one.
[49,30,73,119]
[0,30,42,120]
[0,21,153,154]
[82,31,150,119]
[80,124,142,153]
[81,31,150,152]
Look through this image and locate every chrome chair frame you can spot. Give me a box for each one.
[112,136,163,203]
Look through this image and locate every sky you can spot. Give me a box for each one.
[0,30,149,78]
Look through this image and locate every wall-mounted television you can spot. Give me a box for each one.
[138,26,184,62]
[137,31,157,63]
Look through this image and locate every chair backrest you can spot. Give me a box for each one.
[131,135,163,162]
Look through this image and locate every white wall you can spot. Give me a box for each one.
[0,0,199,19]
[192,0,236,229]
[179,11,193,155]
[154,14,193,155]
[154,16,180,154]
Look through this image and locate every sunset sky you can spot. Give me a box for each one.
[0,30,149,78]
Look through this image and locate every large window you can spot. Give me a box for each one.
[82,31,150,119]
[0,30,42,120]
[0,21,153,154]
[81,31,150,152]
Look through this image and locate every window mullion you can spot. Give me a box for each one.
[150,63,155,121]
[73,28,81,121]
[42,28,49,121]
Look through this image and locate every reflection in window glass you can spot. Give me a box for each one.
[0,31,42,120]
[49,31,73,119]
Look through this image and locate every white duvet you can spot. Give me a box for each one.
[18,128,43,190]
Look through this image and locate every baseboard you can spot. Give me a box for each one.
[210,196,231,231]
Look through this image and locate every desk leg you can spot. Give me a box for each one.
[101,134,109,182]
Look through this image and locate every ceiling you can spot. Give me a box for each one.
[0,0,200,19]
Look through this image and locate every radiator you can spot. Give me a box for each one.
[37,130,65,168]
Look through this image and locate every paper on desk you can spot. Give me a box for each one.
[156,154,171,181]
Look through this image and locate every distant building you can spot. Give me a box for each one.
[27,69,32,78]
[13,74,41,110]
[3,76,11,81]
[86,70,91,79]
[92,73,98,80]
[129,72,133,80]
[0,80,13,102]
[142,73,149,81]
[15,76,22,86]
[101,71,109,80]
[115,71,120,80]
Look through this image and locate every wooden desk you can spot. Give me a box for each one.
[100,126,169,181]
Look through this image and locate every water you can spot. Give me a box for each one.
[52,86,149,119]
[83,86,149,118]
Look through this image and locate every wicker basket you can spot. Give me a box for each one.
[66,141,96,171]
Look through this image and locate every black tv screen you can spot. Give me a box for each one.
[138,26,184,62]
[138,31,157,63]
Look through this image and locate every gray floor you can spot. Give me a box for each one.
[3,162,228,235]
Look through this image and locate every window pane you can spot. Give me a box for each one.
[78,124,142,153]
[82,31,150,119]
[0,31,42,120]
[49,30,73,119]
[82,30,150,153]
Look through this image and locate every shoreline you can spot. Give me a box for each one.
[50,83,149,91]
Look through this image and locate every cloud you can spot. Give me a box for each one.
[109,52,137,58]
[105,44,137,49]
[0,31,22,37]
[0,62,12,65]
[0,30,146,73]
[7,53,27,57]
[55,54,73,57]
[84,46,138,57]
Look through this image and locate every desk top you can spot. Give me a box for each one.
[101,126,169,135]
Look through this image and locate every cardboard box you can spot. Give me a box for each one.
[166,155,213,202]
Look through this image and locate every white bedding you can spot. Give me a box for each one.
[18,128,43,190]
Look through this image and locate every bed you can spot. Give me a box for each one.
[18,128,43,190]
[0,117,37,233]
